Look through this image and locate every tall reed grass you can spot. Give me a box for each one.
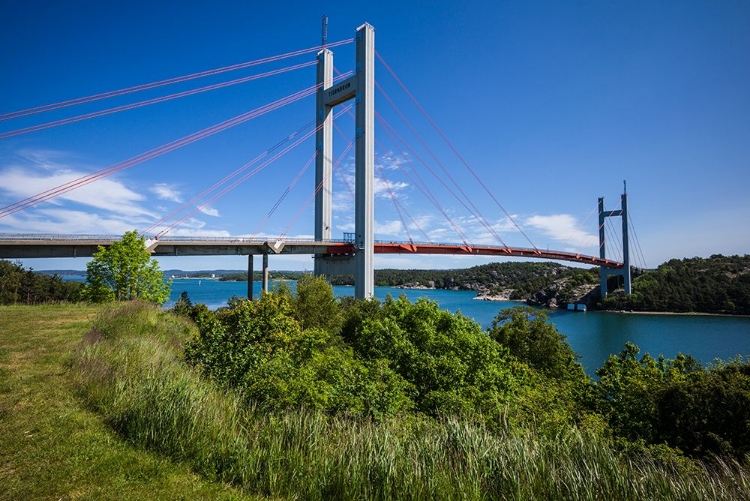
[71,302,750,500]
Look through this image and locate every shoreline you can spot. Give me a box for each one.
[598,309,749,319]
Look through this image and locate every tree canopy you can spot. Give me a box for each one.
[82,230,170,304]
[0,260,82,304]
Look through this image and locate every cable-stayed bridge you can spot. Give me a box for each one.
[0,22,645,299]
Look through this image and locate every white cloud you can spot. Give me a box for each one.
[0,151,230,236]
[376,151,410,171]
[249,231,315,240]
[16,148,70,171]
[0,209,143,235]
[0,166,153,218]
[524,214,597,248]
[197,205,220,217]
[167,227,231,237]
[332,154,411,207]
[332,191,353,212]
[146,217,230,238]
[150,183,182,203]
[375,219,405,235]
[337,221,355,232]
[374,177,408,199]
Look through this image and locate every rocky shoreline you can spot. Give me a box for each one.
[394,277,602,310]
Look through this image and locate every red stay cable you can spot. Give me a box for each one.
[375,112,474,247]
[143,118,317,236]
[0,83,320,218]
[279,138,355,239]
[155,118,325,238]
[375,80,507,248]
[376,51,537,250]
[250,150,318,239]
[0,61,317,139]
[0,39,353,122]
[153,104,353,238]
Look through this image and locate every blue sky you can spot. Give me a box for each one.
[1,0,748,271]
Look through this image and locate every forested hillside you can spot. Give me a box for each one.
[219,271,307,282]
[601,254,750,315]
[327,262,597,300]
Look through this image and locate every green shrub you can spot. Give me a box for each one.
[185,286,413,418]
[591,342,750,459]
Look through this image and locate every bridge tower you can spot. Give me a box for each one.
[314,23,375,299]
[598,185,631,297]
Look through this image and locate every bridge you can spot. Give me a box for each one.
[0,21,640,300]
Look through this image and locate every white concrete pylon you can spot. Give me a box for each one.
[314,23,375,299]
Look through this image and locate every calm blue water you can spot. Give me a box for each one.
[167,279,750,374]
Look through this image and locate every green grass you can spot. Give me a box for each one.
[66,302,750,500]
[0,303,256,501]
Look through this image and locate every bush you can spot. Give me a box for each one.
[185,286,413,418]
[342,295,524,422]
[591,343,750,459]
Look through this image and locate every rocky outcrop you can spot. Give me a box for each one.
[394,282,436,290]
[474,288,514,301]
[526,278,600,309]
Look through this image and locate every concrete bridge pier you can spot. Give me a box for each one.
[246,253,270,300]
[262,253,269,294]
[247,254,253,299]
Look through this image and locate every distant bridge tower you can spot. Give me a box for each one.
[314,23,375,299]
[598,184,631,296]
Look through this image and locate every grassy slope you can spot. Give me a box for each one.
[0,304,256,501]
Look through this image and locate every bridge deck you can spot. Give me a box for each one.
[0,235,622,268]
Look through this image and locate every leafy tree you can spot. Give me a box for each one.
[589,342,750,459]
[173,291,193,316]
[186,283,598,429]
[294,274,342,333]
[654,360,750,458]
[488,306,585,381]
[592,342,701,447]
[81,230,170,304]
[342,294,526,421]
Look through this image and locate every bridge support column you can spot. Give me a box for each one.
[313,22,375,299]
[598,187,631,297]
[262,254,269,294]
[247,254,253,300]
[354,23,375,299]
[598,198,608,296]
[621,191,631,294]
[314,47,333,277]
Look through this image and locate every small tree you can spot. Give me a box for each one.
[488,306,585,381]
[82,230,171,304]
[294,274,342,333]
[173,291,193,316]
